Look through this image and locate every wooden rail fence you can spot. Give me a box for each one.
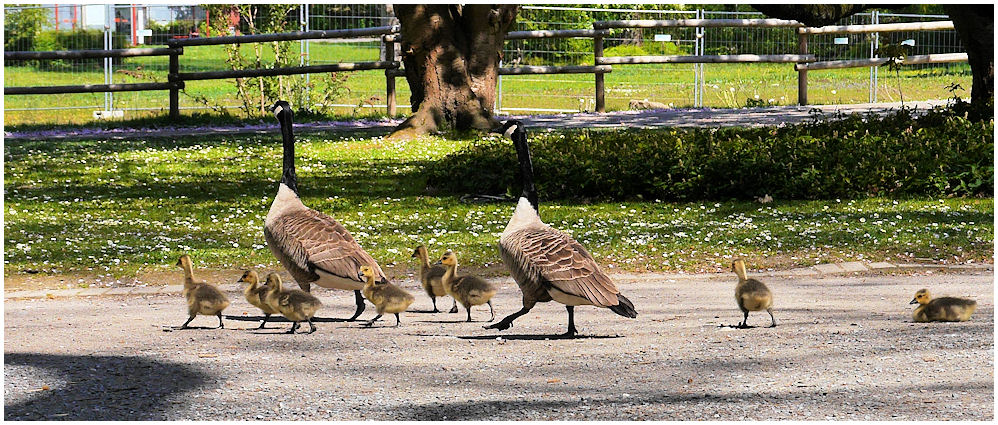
[3,19,968,119]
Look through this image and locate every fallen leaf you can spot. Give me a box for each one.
[46,293,55,299]
[547,378,560,383]
[41,385,50,390]
[687,378,693,384]
[198,353,218,358]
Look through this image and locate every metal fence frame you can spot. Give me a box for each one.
[3,5,972,122]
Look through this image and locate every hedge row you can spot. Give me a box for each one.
[426,107,993,201]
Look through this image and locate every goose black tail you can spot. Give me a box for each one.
[609,294,637,318]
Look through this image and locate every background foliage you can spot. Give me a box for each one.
[427,104,993,201]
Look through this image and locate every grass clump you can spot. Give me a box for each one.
[427,107,993,201]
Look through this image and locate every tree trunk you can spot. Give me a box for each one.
[391,5,518,139]
[944,5,994,109]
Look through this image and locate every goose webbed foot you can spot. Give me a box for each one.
[363,314,383,328]
[256,314,271,330]
[307,319,317,334]
[286,322,300,334]
[177,315,196,329]
[449,303,459,314]
[216,313,225,329]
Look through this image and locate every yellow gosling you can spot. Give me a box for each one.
[439,250,497,323]
[732,259,775,328]
[360,265,414,327]
[176,254,230,329]
[910,289,977,322]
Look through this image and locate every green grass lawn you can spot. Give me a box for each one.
[3,42,972,125]
[4,130,992,280]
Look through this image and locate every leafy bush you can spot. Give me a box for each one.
[9,29,128,69]
[426,107,993,201]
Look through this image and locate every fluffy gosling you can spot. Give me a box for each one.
[263,273,323,334]
[360,265,414,327]
[412,245,457,313]
[176,254,230,329]
[439,250,497,322]
[910,289,977,322]
[239,270,279,329]
[732,259,775,328]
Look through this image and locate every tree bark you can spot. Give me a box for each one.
[943,5,993,109]
[754,4,994,112]
[391,5,518,139]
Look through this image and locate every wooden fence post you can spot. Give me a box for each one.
[384,35,397,116]
[797,32,808,106]
[594,34,605,113]
[169,48,180,120]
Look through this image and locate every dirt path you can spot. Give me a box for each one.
[4,100,946,141]
[4,269,992,420]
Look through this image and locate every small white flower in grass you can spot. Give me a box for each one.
[831,90,837,95]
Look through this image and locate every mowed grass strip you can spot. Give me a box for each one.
[3,42,972,125]
[4,130,992,279]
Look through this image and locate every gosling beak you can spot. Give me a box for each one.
[909,298,919,305]
[434,260,442,266]
[358,272,365,280]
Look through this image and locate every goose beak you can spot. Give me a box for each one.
[909,298,919,305]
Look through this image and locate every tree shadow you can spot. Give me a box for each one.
[4,352,210,421]
[457,333,623,341]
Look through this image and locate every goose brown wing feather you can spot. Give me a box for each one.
[277,208,386,282]
[505,226,620,307]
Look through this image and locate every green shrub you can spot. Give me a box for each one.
[426,108,994,201]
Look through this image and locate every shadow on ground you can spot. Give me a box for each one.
[4,353,210,420]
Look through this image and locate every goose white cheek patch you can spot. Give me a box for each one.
[504,124,520,139]
[273,105,285,116]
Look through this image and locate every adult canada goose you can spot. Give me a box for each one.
[175,254,230,329]
[238,270,278,329]
[264,100,388,321]
[484,120,637,337]
[731,259,776,328]
[910,289,977,322]
[412,245,457,313]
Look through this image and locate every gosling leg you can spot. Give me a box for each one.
[449,298,458,314]
[487,300,495,322]
[394,313,401,327]
[256,313,271,330]
[306,318,317,334]
[431,296,439,313]
[563,306,577,337]
[767,308,777,328]
[216,312,224,329]
[298,281,311,293]
[286,322,299,334]
[179,314,196,329]
[347,290,366,321]
[466,305,473,322]
[738,310,750,329]
[363,314,383,327]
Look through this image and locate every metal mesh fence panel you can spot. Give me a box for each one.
[2,4,975,125]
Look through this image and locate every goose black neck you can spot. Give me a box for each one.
[278,112,299,196]
[512,129,538,212]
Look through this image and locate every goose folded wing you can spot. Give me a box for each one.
[513,227,620,307]
[281,209,386,282]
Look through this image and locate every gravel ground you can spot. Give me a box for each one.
[3,100,945,141]
[4,269,992,420]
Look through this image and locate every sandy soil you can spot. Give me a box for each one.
[4,269,993,420]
